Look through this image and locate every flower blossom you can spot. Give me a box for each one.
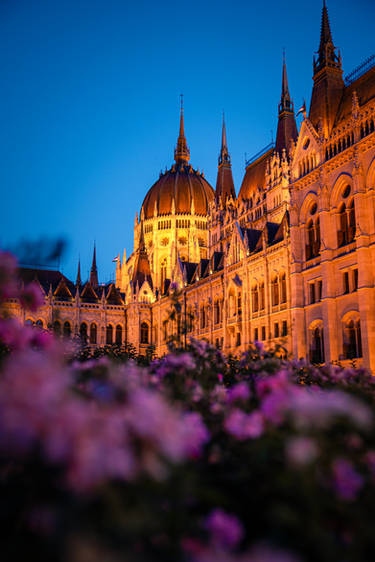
[285,437,318,466]
[332,458,364,501]
[225,409,264,440]
[205,508,244,549]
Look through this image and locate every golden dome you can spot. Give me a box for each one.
[141,164,214,219]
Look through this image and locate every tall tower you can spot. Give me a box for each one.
[275,54,298,155]
[309,1,344,137]
[215,114,236,204]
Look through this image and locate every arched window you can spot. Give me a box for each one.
[280,273,287,304]
[53,320,61,336]
[25,319,34,326]
[259,282,265,310]
[140,322,149,344]
[36,319,43,329]
[115,324,122,345]
[348,200,356,243]
[160,258,167,288]
[200,306,206,329]
[310,325,324,364]
[163,320,168,341]
[314,218,321,256]
[271,276,279,307]
[252,284,259,313]
[90,323,97,344]
[343,319,362,359]
[106,324,113,345]
[63,321,71,338]
[214,300,220,324]
[80,322,88,343]
[237,293,242,316]
[306,220,314,260]
[338,203,348,246]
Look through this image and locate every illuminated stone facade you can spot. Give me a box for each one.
[6,4,375,371]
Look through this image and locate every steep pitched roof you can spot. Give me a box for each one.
[18,267,74,295]
[334,65,375,127]
[238,148,272,201]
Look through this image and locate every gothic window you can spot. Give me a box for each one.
[80,322,88,343]
[140,322,149,344]
[259,282,265,310]
[237,293,242,316]
[310,325,324,364]
[214,300,220,324]
[63,321,71,337]
[115,325,122,345]
[338,203,348,246]
[36,319,43,328]
[200,306,206,329]
[271,276,279,307]
[306,220,314,260]
[343,319,362,359]
[314,218,321,255]
[163,320,168,341]
[90,323,97,344]
[280,273,287,304]
[252,284,259,313]
[106,324,113,345]
[53,320,61,335]
[348,200,356,242]
[160,258,167,287]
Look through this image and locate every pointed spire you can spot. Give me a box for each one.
[314,0,341,74]
[275,54,298,155]
[309,2,344,136]
[216,114,235,204]
[76,257,82,286]
[279,51,293,114]
[90,243,98,287]
[174,94,190,165]
[218,112,230,166]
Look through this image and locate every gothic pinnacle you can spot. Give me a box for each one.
[174,94,190,165]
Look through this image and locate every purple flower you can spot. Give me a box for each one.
[182,412,210,457]
[332,458,364,501]
[228,382,251,403]
[286,437,318,466]
[19,282,44,311]
[205,508,244,549]
[224,409,264,440]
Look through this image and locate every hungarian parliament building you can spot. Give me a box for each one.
[7,4,375,372]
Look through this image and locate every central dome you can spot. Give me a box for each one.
[141,164,214,219]
[141,102,215,219]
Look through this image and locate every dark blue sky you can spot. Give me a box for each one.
[0,0,374,282]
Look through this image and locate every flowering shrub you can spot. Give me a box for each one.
[1,252,375,561]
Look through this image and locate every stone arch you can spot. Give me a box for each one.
[140,322,149,344]
[341,311,362,359]
[299,191,319,225]
[330,172,353,209]
[366,155,375,189]
[308,319,325,364]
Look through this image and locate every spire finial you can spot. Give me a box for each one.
[219,112,230,166]
[279,52,293,114]
[76,256,81,286]
[314,0,341,74]
[174,95,190,165]
[90,242,98,287]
